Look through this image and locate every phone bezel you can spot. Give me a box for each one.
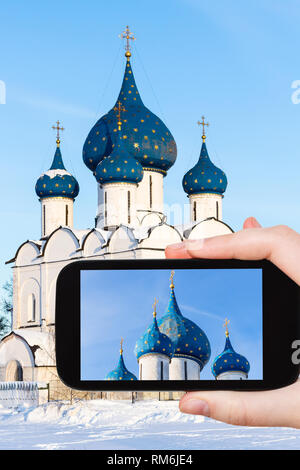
[55,258,300,391]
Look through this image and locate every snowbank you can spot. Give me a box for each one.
[0,400,299,450]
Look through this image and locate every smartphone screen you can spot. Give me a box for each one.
[80,268,263,382]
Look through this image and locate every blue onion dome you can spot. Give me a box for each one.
[134,300,174,361]
[35,143,79,199]
[212,325,250,378]
[157,271,211,370]
[182,131,227,196]
[83,54,177,175]
[105,339,137,381]
[95,127,143,185]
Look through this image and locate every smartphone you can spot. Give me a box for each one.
[55,259,300,391]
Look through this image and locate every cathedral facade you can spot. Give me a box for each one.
[0,28,238,398]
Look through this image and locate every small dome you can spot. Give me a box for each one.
[134,308,174,361]
[83,57,177,175]
[212,334,250,378]
[105,341,137,381]
[182,139,227,196]
[35,146,79,199]
[95,131,143,185]
[157,273,211,370]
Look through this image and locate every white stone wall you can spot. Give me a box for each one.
[189,193,223,223]
[216,371,248,380]
[138,354,170,380]
[136,170,164,216]
[97,182,138,228]
[169,357,200,380]
[41,197,74,236]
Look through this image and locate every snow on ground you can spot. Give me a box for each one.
[0,399,299,450]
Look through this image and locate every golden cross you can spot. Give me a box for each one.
[113,101,126,130]
[197,116,209,142]
[152,298,158,317]
[120,337,124,354]
[120,25,136,57]
[52,120,65,147]
[170,270,175,289]
[223,318,230,337]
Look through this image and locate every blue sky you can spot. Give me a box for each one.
[2,0,300,289]
[80,268,263,380]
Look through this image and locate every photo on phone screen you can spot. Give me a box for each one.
[80,268,263,382]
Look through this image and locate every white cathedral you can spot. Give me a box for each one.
[0,28,239,395]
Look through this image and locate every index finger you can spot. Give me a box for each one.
[165,225,300,286]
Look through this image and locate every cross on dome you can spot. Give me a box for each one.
[197,116,209,142]
[113,101,126,130]
[152,298,158,317]
[170,270,175,289]
[120,25,136,58]
[223,318,230,338]
[52,120,65,147]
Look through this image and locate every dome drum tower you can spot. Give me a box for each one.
[136,169,164,219]
[94,101,144,230]
[212,319,250,380]
[83,28,177,229]
[157,272,211,380]
[135,299,174,380]
[138,353,170,381]
[97,182,140,230]
[169,357,200,380]
[35,122,79,237]
[189,193,223,224]
[183,118,227,225]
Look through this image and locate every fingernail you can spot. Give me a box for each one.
[180,399,210,417]
[167,242,186,250]
[185,238,204,249]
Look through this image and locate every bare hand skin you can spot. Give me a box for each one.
[165,217,300,428]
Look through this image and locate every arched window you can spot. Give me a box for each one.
[193,201,197,221]
[5,360,23,381]
[43,205,46,236]
[104,192,107,226]
[127,191,131,224]
[184,361,188,380]
[140,363,143,380]
[28,293,36,322]
[149,174,153,209]
[160,361,164,380]
[216,201,219,220]
[65,204,69,226]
